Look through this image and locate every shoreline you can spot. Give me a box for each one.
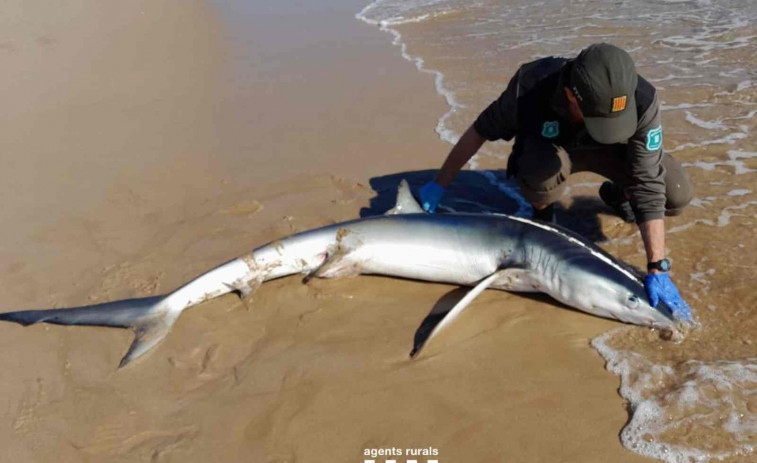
[355,4,466,150]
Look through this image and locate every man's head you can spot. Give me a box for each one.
[567,43,638,144]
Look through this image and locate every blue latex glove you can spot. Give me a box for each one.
[645,273,692,322]
[419,181,446,213]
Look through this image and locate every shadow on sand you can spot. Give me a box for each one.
[361,169,611,243]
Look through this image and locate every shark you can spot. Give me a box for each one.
[0,181,676,367]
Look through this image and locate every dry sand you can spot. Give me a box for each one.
[0,0,654,462]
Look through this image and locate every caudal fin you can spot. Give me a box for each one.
[0,296,178,368]
[119,311,178,368]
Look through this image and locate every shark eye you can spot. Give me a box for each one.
[628,295,640,308]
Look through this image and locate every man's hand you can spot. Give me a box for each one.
[419,181,445,213]
[644,273,692,322]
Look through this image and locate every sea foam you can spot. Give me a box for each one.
[593,331,757,463]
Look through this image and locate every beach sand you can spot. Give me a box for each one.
[0,0,660,461]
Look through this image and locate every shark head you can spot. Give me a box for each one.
[556,251,675,329]
[503,215,677,329]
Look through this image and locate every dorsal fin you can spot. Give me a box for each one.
[386,179,425,215]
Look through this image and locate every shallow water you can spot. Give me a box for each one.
[359,1,757,461]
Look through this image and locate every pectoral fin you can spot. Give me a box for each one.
[410,269,507,358]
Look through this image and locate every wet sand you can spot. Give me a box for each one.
[0,0,668,462]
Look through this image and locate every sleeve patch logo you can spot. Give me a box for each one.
[611,96,627,112]
[541,121,560,139]
[646,126,662,151]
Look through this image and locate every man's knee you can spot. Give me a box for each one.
[663,154,694,216]
[512,139,571,205]
[665,180,693,216]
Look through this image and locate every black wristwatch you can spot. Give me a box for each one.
[647,258,671,272]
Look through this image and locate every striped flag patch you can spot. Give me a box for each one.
[611,96,627,112]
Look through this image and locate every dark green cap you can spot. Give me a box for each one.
[570,43,638,144]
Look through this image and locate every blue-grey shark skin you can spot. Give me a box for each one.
[0,181,675,367]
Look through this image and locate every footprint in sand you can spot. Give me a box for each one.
[13,378,46,435]
[329,174,370,205]
[218,200,263,217]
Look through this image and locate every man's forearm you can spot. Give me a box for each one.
[638,218,666,270]
[435,125,486,187]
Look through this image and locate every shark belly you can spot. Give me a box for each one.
[346,216,506,286]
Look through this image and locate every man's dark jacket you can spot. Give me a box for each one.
[473,57,666,222]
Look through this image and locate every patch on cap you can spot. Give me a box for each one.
[611,96,627,112]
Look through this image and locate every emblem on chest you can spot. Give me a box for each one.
[541,120,560,139]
